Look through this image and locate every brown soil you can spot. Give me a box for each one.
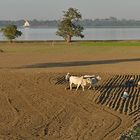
[0,52,140,140]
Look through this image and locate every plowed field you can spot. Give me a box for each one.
[0,43,139,140]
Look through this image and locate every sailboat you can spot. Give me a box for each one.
[23,20,30,27]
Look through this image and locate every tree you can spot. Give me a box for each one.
[1,24,22,42]
[56,8,84,43]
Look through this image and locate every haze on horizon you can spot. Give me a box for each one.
[0,0,140,20]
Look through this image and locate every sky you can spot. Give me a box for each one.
[0,0,140,20]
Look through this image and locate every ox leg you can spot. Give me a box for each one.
[88,85,92,90]
[81,85,85,91]
[76,84,80,91]
[70,83,72,90]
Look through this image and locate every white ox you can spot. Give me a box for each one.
[86,75,101,89]
[65,73,91,91]
[65,73,101,91]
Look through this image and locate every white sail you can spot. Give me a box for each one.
[23,20,30,27]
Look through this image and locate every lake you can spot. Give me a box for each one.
[1,27,140,41]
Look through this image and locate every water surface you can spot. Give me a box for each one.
[1,27,140,40]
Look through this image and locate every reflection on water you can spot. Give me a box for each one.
[24,28,30,40]
[0,28,140,40]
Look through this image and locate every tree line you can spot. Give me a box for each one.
[1,17,140,28]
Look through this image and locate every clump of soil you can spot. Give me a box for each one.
[0,49,4,53]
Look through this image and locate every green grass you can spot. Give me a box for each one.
[79,41,140,47]
[0,41,140,54]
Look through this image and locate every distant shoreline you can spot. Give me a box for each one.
[1,17,140,28]
[1,26,140,28]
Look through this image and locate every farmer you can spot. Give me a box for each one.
[121,90,129,99]
[129,76,134,86]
